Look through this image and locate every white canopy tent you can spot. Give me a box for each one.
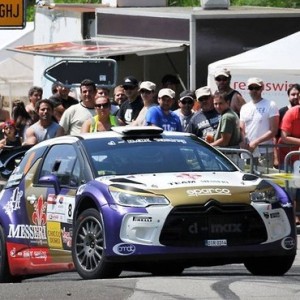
[207,31,300,109]
[0,23,34,112]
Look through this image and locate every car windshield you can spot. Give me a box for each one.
[82,136,237,176]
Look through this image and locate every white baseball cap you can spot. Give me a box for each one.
[158,88,175,98]
[139,81,156,91]
[195,86,211,100]
[247,77,264,87]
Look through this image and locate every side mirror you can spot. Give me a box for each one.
[38,174,61,194]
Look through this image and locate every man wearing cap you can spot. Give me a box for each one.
[214,68,246,115]
[161,74,180,110]
[132,81,157,126]
[174,90,195,131]
[240,77,279,168]
[117,76,143,125]
[145,88,182,131]
[186,86,220,140]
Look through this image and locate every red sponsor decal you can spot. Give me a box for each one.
[177,173,202,180]
[32,196,47,226]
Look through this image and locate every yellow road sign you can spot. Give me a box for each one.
[0,0,25,28]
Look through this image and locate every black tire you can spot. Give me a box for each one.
[151,263,184,276]
[0,225,12,282]
[244,255,295,276]
[72,208,121,279]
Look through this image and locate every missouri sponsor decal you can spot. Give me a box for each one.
[8,223,47,240]
[8,195,47,244]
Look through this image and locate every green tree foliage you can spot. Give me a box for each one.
[231,0,300,7]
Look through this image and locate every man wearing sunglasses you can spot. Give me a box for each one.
[186,86,220,140]
[240,77,279,169]
[117,76,143,125]
[214,68,246,116]
[174,90,195,131]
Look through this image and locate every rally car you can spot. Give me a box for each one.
[0,127,297,281]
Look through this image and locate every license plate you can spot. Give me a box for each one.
[205,239,227,247]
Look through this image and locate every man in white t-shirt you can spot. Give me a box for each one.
[240,77,279,168]
[59,79,96,135]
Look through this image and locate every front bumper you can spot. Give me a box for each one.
[103,201,297,262]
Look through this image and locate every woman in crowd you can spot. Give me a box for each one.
[81,96,121,132]
[11,100,33,140]
[0,120,22,149]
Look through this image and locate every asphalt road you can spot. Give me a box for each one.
[1,236,299,300]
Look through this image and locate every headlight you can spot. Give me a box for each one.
[110,190,169,207]
[250,180,279,203]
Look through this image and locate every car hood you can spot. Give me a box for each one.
[97,172,260,205]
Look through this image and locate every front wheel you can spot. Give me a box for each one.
[72,208,121,279]
[244,255,295,276]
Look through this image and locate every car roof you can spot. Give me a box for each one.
[29,126,193,150]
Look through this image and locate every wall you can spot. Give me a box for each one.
[33,7,83,98]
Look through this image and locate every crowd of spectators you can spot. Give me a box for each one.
[1,69,300,223]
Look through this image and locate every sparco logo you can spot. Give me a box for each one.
[187,188,231,196]
[113,243,136,256]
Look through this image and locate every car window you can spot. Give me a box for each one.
[83,136,236,176]
[5,146,46,188]
[40,145,82,187]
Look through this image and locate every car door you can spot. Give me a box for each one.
[24,144,85,268]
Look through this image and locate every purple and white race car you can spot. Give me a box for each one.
[0,126,296,281]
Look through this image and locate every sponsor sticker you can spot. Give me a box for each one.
[3,187,22,215]
[263,211,281,219]
[113,243,136,256]
[205,239,227,247]
[187,188,231,196]
[281,237,296,250]
[132,216,152,222]
[47,222,63,249]
[61,227,72,248]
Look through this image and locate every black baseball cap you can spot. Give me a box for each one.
[122,76,138,87]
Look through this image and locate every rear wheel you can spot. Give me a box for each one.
[72,208,121,279]
[244,255,295,276]
[0,226,11,282]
